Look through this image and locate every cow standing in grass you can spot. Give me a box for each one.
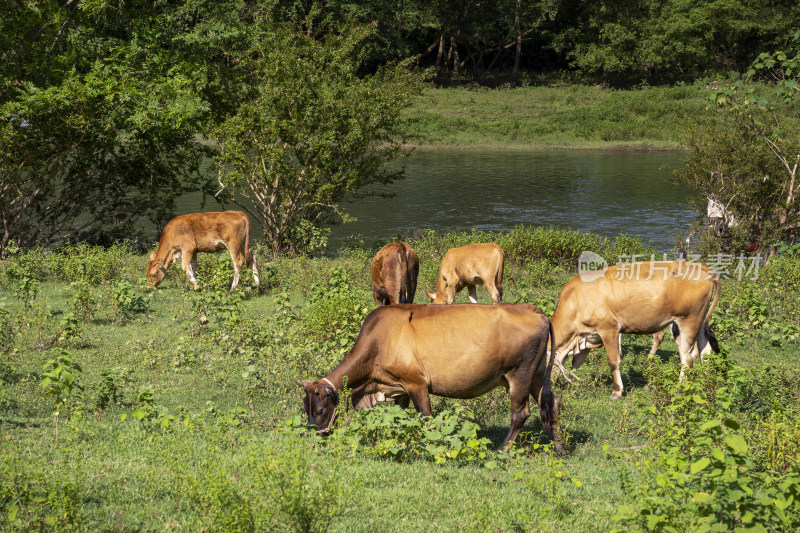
[551,261,720,399]
[425,243,504,304]
[370,241,419,306]
[147,211,259,291]
[297,303,562,452]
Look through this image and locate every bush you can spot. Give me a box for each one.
[615,351,800,532]
[326,404,494,464]
[42,242,138,283]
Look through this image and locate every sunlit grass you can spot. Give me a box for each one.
[403,84,718,150]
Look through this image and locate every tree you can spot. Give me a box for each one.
[677,33,800,253]
[212,17,426,254]
[0,0,211,259]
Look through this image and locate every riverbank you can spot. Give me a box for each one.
[402,83,716,150]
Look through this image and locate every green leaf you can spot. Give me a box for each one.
[725,434,748,454]
[723,419,740,430]
[692,394,707,404]
[692,491,712,503]
[691,457,711,474]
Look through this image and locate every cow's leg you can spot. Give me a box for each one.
[599,329,624,399]
[529,372,565,455]
[487,282,501,304]
[228,248,245,291]
[501,379,531,450]
[468,285,478,304]
[249,251,260,288]
[649,329,666,356]
[405,384,432,416]
[675,319,702,379]
[181,250,198,289]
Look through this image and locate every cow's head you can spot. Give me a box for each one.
[296,379,339,433]
[425,290,445,304]
[146,253,167,288]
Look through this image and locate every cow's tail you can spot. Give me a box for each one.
[539,319,558,431]
[496,251,505,302]
[405,248,419,304]
[243,215,252,265]
[703,275,722,353]
[395,250,406,304]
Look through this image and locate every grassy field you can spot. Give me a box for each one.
[2,229,800,531]
[402,84,714,150]
[403,82,800,151]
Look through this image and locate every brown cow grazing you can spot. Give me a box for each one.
[425,243,504,304]
[371,241,419,306]
[297,303,562,452]
[551,261,720,399]
[147,211,259,291]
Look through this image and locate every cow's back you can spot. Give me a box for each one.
[443,243,502,276]
[366,304,549,396]
[163,211,248,250]
[555,261,717,333]
[371,241,418,305]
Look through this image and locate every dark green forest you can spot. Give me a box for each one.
[281,0,799,84]
[2,0,800,257]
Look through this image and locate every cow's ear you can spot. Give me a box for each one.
[425,290,436,301]
[149,252,155,261]
[296,379,312,389]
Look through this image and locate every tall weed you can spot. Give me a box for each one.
[615,351,800,531]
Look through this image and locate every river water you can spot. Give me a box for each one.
[176,149,695,252]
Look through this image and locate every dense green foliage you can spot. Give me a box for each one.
[0,0,424,258]
[212,17,425,253]
[266,0,799,85]
[1,229,799,530]
[2,0,799,259]
[677,34,800,253]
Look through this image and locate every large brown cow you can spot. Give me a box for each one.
[425,243,504,304]
[147,211,259,291]
[551,261,720,399]
[371,241,419,306]
[297,303,562,452]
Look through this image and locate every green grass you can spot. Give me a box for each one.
[403,82,800,151]
[403,84,715,150]
[2,230,799,531]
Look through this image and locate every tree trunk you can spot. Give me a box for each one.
[512,0,522,80]
[435,32,445,69]
[396,0,403,42]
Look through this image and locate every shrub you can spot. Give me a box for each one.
[328,404,494,464]
[111,280,149,321]
[615,351,800,532]
[0,300,15,355]
[249,440,351,533]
